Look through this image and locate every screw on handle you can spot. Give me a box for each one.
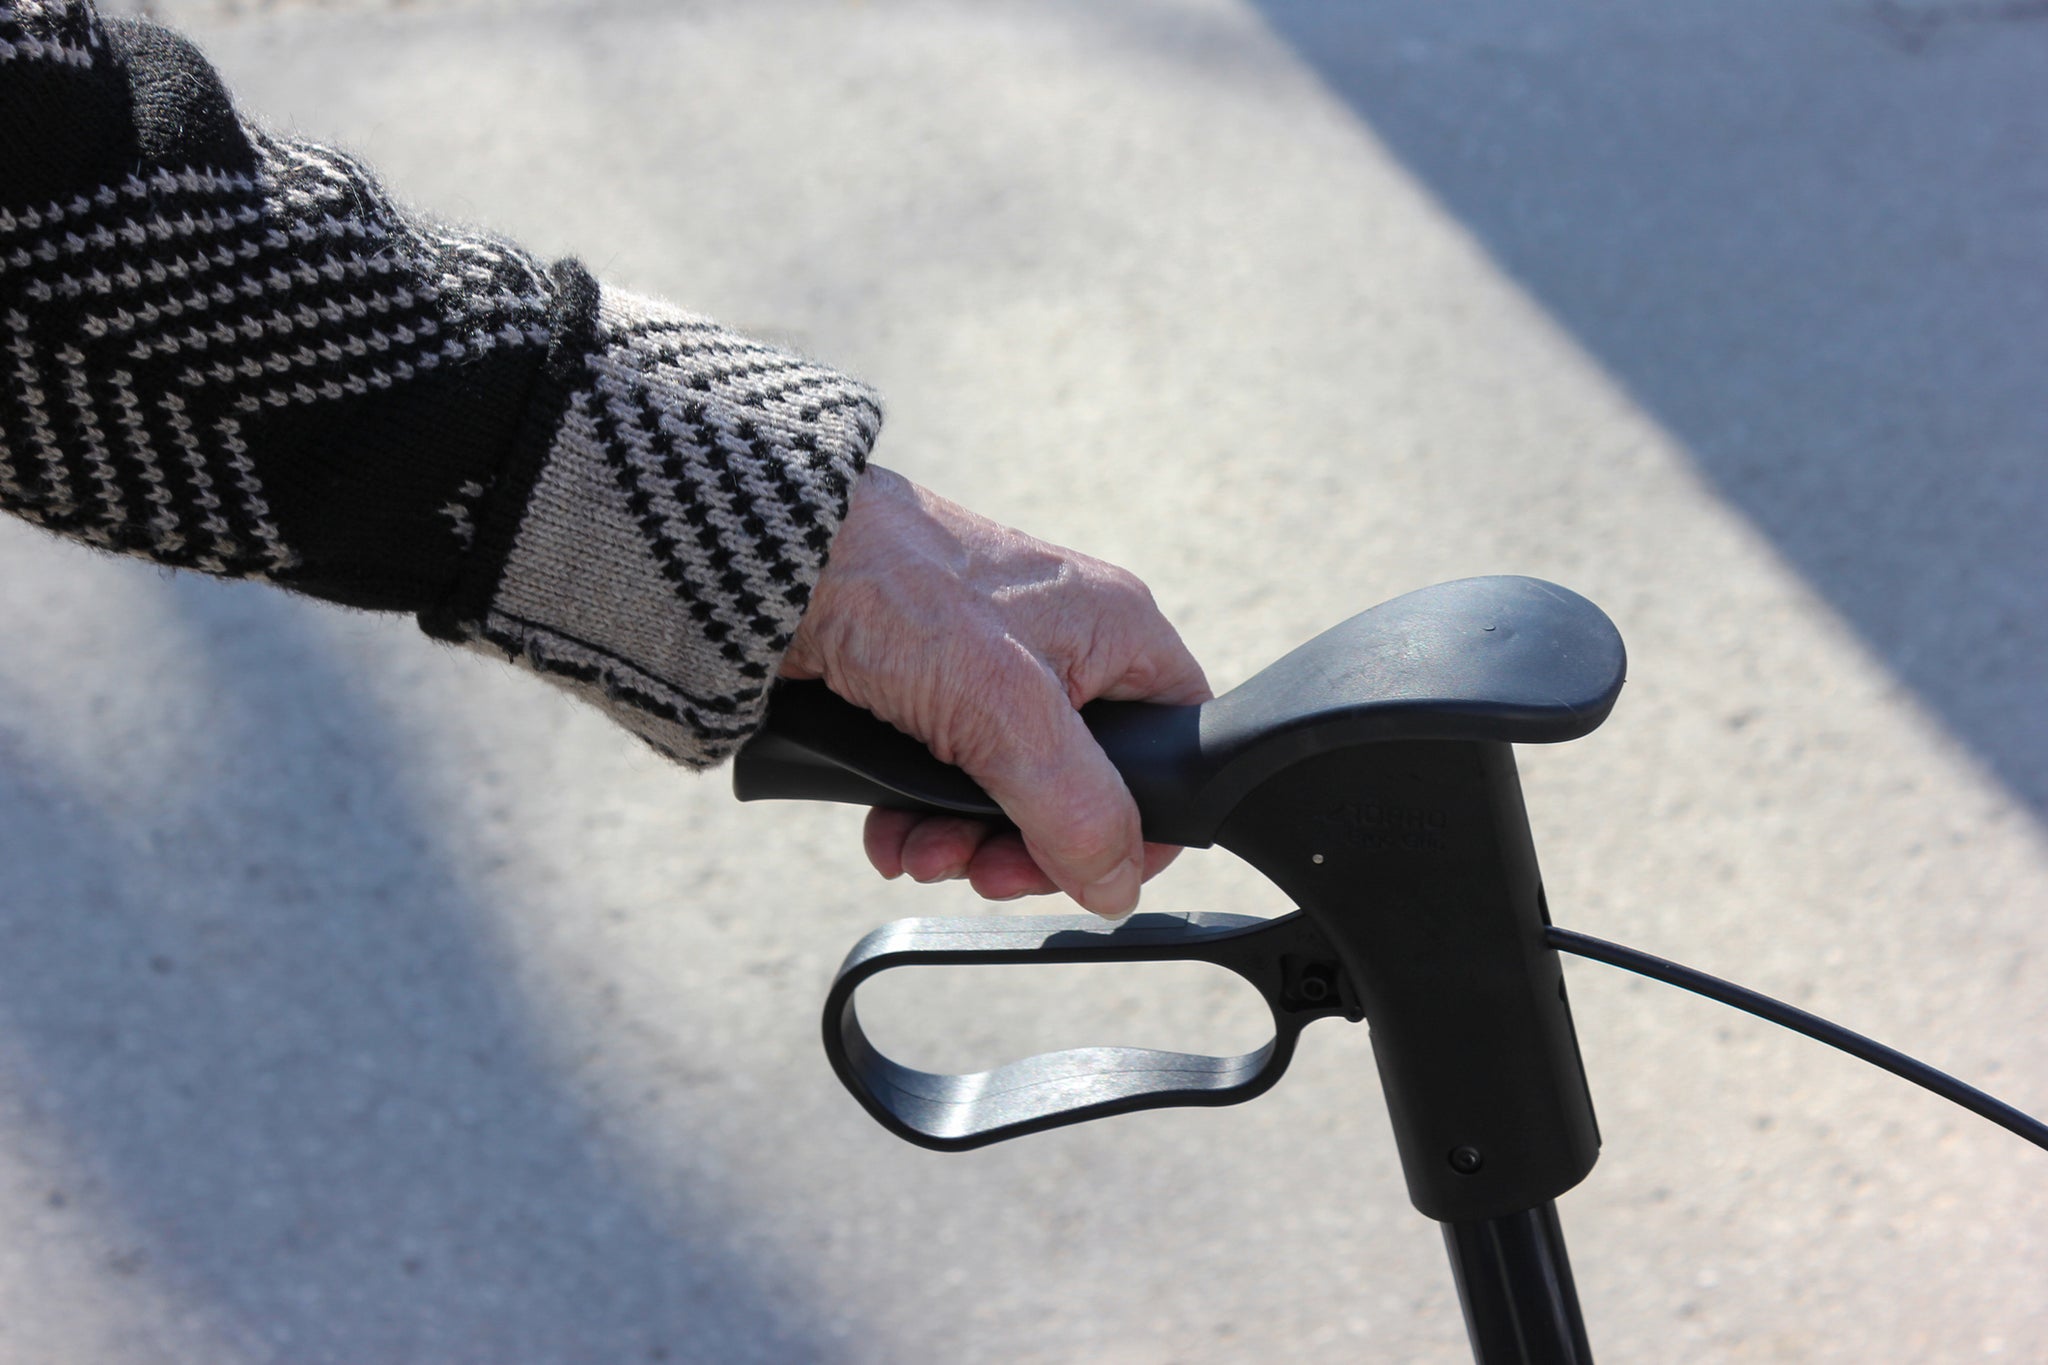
[821,911,1356,1151]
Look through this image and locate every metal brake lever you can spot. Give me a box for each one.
[823,909,1359,1151]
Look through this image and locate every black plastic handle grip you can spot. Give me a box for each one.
[823,910,1356,1150]
[732,684,1195,835]
[734,576,1626,847]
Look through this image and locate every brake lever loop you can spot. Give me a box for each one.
[823,910,1357,1151]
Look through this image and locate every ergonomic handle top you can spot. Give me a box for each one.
[733,575,1625,846]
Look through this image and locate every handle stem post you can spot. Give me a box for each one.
[1442,1201,1594,1365]
[1214,740,1600,1223]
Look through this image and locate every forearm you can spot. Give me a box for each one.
[1,0,880,765]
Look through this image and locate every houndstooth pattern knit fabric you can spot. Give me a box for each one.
[1,0,881,766]
[443,283,879,762]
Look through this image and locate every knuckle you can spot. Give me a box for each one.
[1106,563,1154,607]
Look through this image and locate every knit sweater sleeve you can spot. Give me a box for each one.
[0,0,881,767]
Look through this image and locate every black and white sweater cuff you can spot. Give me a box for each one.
[1,0,885,770]
[429,275,881,768]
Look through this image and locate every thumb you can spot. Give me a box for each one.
[959,674,1145,918]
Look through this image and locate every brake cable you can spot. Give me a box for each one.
[1546,925,2048,1152]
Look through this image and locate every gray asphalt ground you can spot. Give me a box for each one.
[2,1,2043,1361]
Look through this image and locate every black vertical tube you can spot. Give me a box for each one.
[1442,1201,1593,1365]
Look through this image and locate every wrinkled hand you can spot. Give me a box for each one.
[780,466,1211,917]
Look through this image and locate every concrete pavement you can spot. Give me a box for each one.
[2,1,2043,1359]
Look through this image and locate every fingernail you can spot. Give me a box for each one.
[1080,858,1142,919]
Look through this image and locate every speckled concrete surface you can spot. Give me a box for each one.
[4,2,2043,1360]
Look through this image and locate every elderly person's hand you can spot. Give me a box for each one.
[780,466,1211,918]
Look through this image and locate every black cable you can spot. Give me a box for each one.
[1545,925,2048,1154]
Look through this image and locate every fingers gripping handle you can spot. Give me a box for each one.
[733,681,1214,845]
[823,911,1357,1150]
[733,576,1627,849]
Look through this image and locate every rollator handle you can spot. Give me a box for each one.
[738,576,1626,1223]
[735,575,1626,848]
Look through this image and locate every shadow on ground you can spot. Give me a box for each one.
[0,576,829,1362]
[1249,0,2048,814]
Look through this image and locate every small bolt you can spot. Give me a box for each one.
[1449,1146,1484,1175]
